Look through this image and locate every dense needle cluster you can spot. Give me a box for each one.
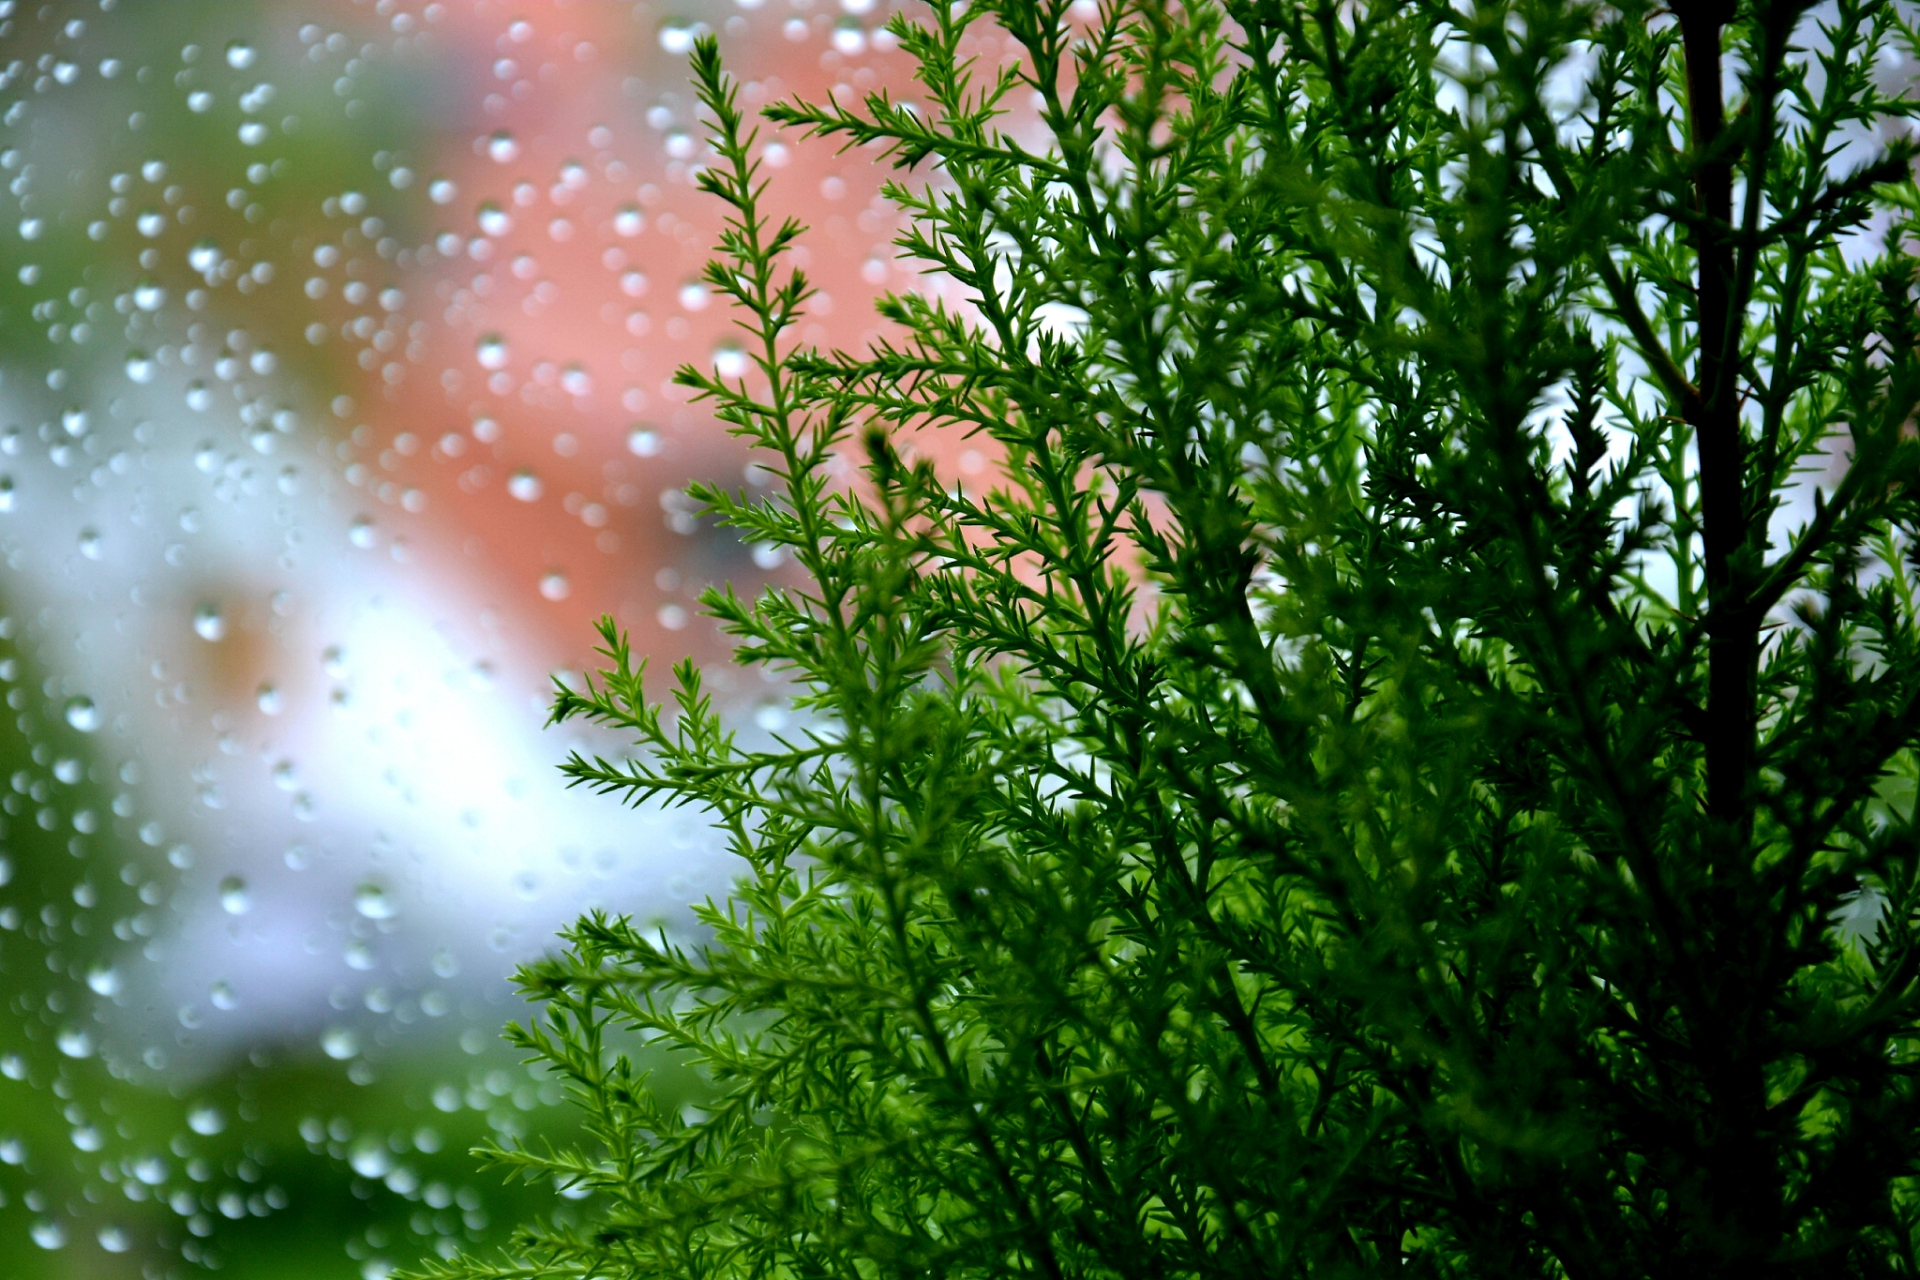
[418,0,1920,1273]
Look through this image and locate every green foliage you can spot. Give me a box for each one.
[421,0,1920,1273]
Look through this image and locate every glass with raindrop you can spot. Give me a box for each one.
[0,0,926,1274]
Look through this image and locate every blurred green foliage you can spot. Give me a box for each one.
[0,2,429,406]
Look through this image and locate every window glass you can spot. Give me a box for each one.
[0,1,909,1274]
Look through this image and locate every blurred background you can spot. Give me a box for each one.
[0,0,938,1275]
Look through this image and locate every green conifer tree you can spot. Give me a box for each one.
[418,0,1920,1272]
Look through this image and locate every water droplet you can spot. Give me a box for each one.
[187,1103,226,1135]
[57,1027,94,1059]
[30,1220,65,1250]
[256,683,281,714]
[627,426,659,457]
[238,121,268,146]
[188,239,220,274]
[500,469,542,504]
[679,280,710,311]
[621,269,649,298]
[126,350,154,382]
[97,1225,131,1254]
[225,40,256,69]
[355,883,397,920]
[58,760,84,785]
[833,19,867,53]
[429,177,456,204]
[476,334,510,370]
[561,364,592,396]
[540,571,571,601]
[186,380,213,411]
[78,527,103,560]
[65,696,100,732]
[476,201,511,237]
[133,1156,167,1186]
[188,89,213,112]
[62,406,88,436]
[218,875,250,915]
[348,516,376,549]
[210,981,238,1011]
[19,217,43,240]
[193,603,226,641]
[0,1135,23,1161]
[349,1142,391,1178]
[321,1027,359,1060]
[660,20,696,53]
[487,130,518,163]
[713,343,747,378]
[133,280,165,310]
[614,205,644,236]
[87,965,121,997]
[137,209,166,237]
